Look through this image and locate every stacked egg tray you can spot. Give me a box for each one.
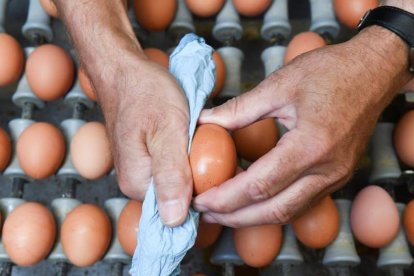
[2,0,414,275]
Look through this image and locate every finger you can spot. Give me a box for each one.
[201,174,335,228]
[148,114,193,227]
[115,130,152,201]
[199,76,291,130]
[193,129,313,214]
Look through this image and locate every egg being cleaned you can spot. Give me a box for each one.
[292,196,339,248]
[351,185,399,248]
[190,124,237,195]
[210,51,226,99]
[17,122,66,179]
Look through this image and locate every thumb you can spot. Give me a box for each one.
[199,78,284,129]
[147,117,193,227]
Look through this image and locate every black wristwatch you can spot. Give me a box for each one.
[357,6,414,73]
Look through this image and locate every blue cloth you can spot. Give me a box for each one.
[130,34,216,276]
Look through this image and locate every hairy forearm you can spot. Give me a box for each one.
[52,0,145,103]
[382,0,414,13]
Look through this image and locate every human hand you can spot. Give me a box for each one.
[193,26,412,227]
[93,56,192,227]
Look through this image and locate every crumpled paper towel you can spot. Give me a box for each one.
[130,33,216,276]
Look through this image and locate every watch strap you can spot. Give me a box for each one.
[358,6,414,73]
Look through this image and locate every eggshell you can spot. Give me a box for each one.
[334,0,378,29]
[284,32,326,64]
[17,122,66,179]
[78,67,97,101]
[404,200,414,246]
[232,118,278,162]
[40,0,59,17]
[190,124,237,195]
[234,224,282,267]
[232,0,272,17]
[0,128,12,172]
[61,204,112,267]
[117,200,142,256]
[143,48,169,68]
[186,0,225,17]
[26,44,74,101]
[134,0,177,31]
[210,51,226,98]
[70,122,113,180]
[394,110,414,167]
[0,33,24,87]
[195,218,223,249]
[351,185,399,248]
[3,202,56,266]
[292,196,339,248]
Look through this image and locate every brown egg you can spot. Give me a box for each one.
[17,122,66,179]
[210,51,226,99]
[61,204,112,267]
[394,110,414,167]
[40,0,59,17]
[71,122,113,180]
[195,218,223,249]
[117,200,142,256]
[232,118,278,162]
[0,33,24,87]
[190,124,237,195]
[403,200,414,246]
[26,44,74,101]
[334,0,378,29]
[0,128,12,172]
[78,67,97,101]
[186,0,225,17]
[3,202,56,266]
[284,32,326,64]
[143,48,169,68]
[351,185,399,248]
[232,0,272,17]
[292,196,339,249]
[234,224,282,267]
[134,0,177,31]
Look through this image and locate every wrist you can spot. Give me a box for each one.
[382,1,414,14]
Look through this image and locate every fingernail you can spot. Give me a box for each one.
[159,200,185,226]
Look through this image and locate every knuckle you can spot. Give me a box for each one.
[153,169,191,200]
[247,177,274,201]
[267,203,292,224]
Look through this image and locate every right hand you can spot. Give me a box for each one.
[90,54,193,227]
